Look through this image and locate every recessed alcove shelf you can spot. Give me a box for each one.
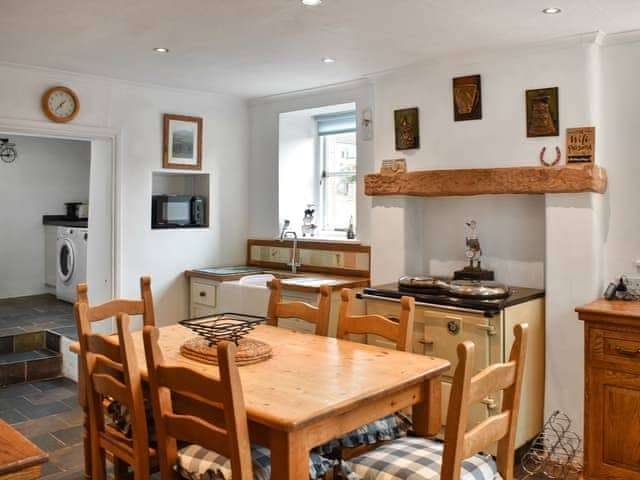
[151,171,210,229]
[364,164,607,197]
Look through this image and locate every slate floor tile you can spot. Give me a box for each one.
[31,432,65,451]
[13,414,71,438]
[24,386,76,405]
[0,408,29,423]
[16,399,71,419]
[49,445,85,471]
[0,382,39,397]
[40,460,64,476]
[34,377,78,392]
[51,425,83,446]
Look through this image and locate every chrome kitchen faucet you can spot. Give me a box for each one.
[279,220,300,273]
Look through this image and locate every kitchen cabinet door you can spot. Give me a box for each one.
[586,367,640,479]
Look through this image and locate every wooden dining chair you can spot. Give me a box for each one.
[320,289,416,459]
[83,312,155,480]
[345,323,529,480]
[337,288,415,352]
[266,278,331,336]
[142,326,254,480]
[75,276,156,479]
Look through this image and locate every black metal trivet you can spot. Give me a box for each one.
[179,313,266,346]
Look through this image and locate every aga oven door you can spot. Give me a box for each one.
[419,306,503,434]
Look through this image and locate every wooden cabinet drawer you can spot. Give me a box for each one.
[191,281,216,307]
[590,327,640,374]
[191,304,217,318]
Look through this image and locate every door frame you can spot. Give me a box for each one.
[0,117,121,299]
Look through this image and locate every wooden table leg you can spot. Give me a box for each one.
[269,430,308,480]
[412,375,442,437]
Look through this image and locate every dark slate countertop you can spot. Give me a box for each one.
[42,215,88,228]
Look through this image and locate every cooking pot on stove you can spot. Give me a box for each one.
[446,280,510,300]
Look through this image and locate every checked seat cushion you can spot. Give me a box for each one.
[344,436,502,480]
[176,443,335,480]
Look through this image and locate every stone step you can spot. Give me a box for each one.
[0,331,62,386]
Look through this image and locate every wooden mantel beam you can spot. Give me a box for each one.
[364,164,607,197]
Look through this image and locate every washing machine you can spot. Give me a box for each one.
[56,227,88,303]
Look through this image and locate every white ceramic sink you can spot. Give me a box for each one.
[281,277,339,287]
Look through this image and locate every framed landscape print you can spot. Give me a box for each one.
[526,87,559,137]
[453,74,482,121]
[163,114,203,170]
[394,107,420,150]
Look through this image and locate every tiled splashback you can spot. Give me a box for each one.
[247,239,370,276]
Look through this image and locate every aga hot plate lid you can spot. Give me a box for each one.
[447,280,510,299]
[398,276,449,289]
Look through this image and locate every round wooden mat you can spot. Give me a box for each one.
[180,337,273,366]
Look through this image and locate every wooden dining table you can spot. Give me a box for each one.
[73,324,450,480]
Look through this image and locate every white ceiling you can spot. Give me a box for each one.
[1,0,639,98]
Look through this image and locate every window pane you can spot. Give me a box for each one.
[322,132,356,231]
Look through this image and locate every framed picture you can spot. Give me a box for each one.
[566,127,595,163]
[394,107,420,150]
[526,87,559,137]
[163,114,203,170]
[453,74,482,121]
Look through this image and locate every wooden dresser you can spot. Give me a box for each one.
[576,299,640,480]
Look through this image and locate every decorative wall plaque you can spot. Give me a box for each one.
[566,127,595,163]
[526,87,559,137]
[394,107,420,150]
[453,75,482,121]
[380,158,407,175]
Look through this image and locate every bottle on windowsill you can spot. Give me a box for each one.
[346,216,355,240]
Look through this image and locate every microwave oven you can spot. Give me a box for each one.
[151,195,205,227]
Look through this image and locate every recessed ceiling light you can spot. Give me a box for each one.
[542,7,562,14]
[302,0,322,5]
[322,57,336,63]
[153,47,170,53]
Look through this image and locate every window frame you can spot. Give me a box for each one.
[318,128,357,234]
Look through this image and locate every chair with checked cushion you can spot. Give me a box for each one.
[266,278,331,336]
[75,277,156,479]
[315,289,415,458]
[143,325,335,480]
[344,323,529,480]
[82,312,156,480]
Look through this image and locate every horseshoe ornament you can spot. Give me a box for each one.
[540,146,562,167]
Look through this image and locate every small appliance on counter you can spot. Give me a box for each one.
[65,202,89,219]
[151,194,206,228]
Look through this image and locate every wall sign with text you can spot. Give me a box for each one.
[566,127,595,163]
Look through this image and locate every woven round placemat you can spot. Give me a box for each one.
[180,337,273,366]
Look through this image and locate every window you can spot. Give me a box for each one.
[278,103,357,238]
[316,112,357,232]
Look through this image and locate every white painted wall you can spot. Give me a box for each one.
[0,135,90,298]
[278,109,318,227]
[249,81,374,242]
[0,63,249,326]
[600,40,640,281]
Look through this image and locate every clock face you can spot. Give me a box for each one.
[42,87,79,123]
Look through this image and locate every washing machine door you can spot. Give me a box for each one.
[58,239,75,284]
